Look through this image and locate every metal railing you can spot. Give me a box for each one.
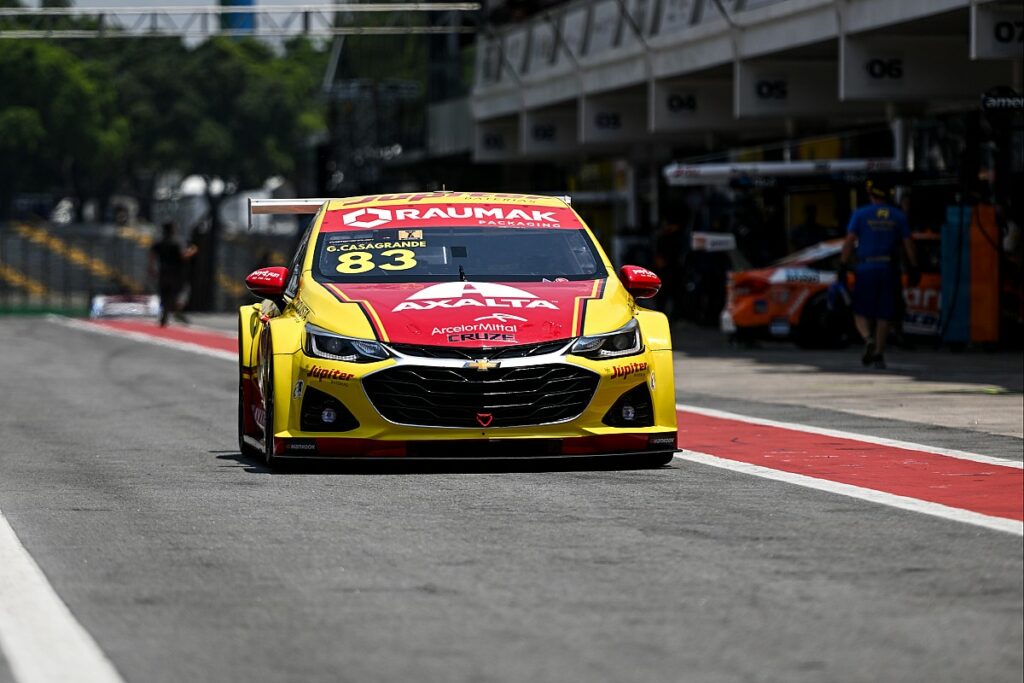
[0,3,480,39]
[474,0,790,87]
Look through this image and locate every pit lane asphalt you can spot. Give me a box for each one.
[0,316,1021,683]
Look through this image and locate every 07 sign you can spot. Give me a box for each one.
[993,20,1024,44]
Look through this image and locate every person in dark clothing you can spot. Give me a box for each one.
[791,204,826,251]
[838,180,919,369]
[148,221,198,326]
[653,214,687,320]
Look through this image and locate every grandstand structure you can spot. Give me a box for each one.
[0,222,291,315]
[466,0,1021,233]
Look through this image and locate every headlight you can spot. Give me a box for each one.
[569,319,642,359]
[304,323,389,363]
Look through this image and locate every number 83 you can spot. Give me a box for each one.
[336,249,417,274]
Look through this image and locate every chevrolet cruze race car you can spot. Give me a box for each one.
[238,192,678,467]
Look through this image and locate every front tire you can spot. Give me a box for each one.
[261,352,279,469]
[238,318,260,459]
[795,294,851,349]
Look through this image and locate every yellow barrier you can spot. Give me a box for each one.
[0,261,50,297]
[13,224,144,294]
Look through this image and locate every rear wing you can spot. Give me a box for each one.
[248,198,328,230]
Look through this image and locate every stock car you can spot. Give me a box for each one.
[721,233,941,347]
[237,192,679,467]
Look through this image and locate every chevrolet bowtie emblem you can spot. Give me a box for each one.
[465,359,499,371]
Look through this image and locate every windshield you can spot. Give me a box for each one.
[772,240,843,267]
[313,227,606,283]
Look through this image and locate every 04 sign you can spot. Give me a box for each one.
[755,79,788,100]
[866,58,903,80]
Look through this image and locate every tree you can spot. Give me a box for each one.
[173,36,328,308]
[0,39,116,219]
[0,25,328,309]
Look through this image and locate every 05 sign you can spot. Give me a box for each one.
[594,113,622,130]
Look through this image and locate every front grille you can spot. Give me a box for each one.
[388,339,570,360]
[363,364,599,428]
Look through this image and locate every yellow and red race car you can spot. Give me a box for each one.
[722,234,941,347]
[238,192,678,467]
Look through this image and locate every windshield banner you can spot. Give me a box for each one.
[322,203,584,232]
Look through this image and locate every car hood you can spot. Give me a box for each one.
[317,279,610,347]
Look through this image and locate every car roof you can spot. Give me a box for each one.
[324,192,570,211]
[772,239,844,266]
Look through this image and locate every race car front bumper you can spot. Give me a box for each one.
[272,432,679,459]
[258,339,679,459]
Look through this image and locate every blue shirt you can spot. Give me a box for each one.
[847,203,910,270]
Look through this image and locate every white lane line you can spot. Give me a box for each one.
[0,510,126,683]
[50,316,235,361]
[674,450,1024,536]
[678,403,1023,469]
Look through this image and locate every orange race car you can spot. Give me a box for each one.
[721,233,941,347]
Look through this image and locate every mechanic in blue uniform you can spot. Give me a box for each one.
[838,180,919,369]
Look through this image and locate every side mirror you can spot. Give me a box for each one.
[245,266,289,299]
[619,265,661,299]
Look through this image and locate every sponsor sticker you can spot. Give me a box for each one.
[248,268,283,282]
[323,202,582,231]
[393,281,558,312]
[340,206,562,228]
[292,380,304,399]
[304,365,355,382]
[610,361,649,380]
[475,313,527,324]
[343,207,392,229]
[432,320,519,344]
[449,332,517,343]
[648,434,677,448]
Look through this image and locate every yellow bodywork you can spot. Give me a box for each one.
[238,192,677,453]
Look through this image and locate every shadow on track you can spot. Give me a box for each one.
[214,451,678,475]
[674,320,1023,394]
